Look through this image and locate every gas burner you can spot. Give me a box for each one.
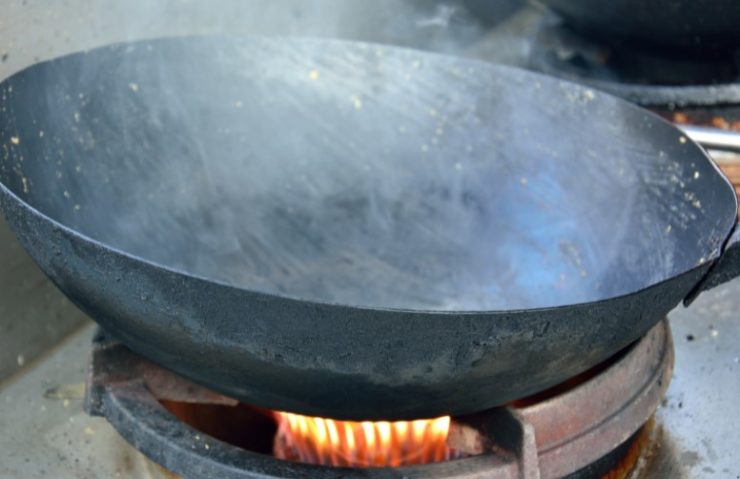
[84,321,672,478]
[528,15,740,107]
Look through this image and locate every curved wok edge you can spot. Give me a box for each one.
[685,223,740,305]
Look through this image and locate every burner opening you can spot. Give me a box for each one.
[160,401,278,455]
[273,412,464,467]
[159,400,466,468]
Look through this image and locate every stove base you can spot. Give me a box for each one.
[85,321,672,479]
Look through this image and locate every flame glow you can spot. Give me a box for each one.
[274,412,459,467]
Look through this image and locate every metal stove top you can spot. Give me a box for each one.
[0,1,739,477]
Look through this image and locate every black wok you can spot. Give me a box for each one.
[539,0,740,54]
[1,37,739,420]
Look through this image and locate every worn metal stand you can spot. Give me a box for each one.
[85,321,672,479]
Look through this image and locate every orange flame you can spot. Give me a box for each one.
[274,412,460,467]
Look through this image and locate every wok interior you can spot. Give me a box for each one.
[0,37,735,311]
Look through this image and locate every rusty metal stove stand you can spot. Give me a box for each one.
[84,320,672,479]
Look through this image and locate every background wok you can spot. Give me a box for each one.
[538,0,740,54]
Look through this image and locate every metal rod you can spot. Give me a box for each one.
[679,124,740,153]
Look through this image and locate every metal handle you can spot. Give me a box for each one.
[679,124,740,153]
[685,225,740,304]
[679,124,740,304]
